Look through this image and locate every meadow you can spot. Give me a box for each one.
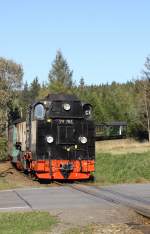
[95,139,150,184]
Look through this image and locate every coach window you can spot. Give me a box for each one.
[34,104,45,120]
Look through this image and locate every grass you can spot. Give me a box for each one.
[0,177,15,190]
[64,225,93,234]
[96,139,150,155]
[96,151,150,184]
[0,211,57,234]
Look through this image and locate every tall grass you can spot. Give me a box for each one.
[96,151,150,184]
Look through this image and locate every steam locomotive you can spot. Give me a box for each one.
[8,94,95,180]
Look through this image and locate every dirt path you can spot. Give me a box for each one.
[0,161,52,189]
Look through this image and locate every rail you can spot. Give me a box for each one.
[54,182,150,220]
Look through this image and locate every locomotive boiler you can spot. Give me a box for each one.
[8,94,95,180]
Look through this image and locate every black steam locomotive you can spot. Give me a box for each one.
[8,94,95,180]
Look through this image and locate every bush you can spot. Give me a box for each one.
[0,137,7,161]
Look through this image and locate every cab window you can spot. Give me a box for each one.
[34,104,45,119]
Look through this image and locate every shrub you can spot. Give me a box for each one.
[0,137,7,161]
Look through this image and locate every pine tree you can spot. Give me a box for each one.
[48,50,73,93]
[29,76,41,101]
[19,81,31,119]
[79,77,85,89]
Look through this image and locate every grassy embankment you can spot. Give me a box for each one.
[95,139,150,184]
[0,139,150,234]
[0,211,57,234]
[0,139,150,189]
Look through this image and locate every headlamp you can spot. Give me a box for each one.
[79,136,87,144]
[63,103,71,111]
[46,136,54,144]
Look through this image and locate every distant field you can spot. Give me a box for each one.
[96,138,150,154]
[95,139,150,184]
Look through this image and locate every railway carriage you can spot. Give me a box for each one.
[8,94,95,180]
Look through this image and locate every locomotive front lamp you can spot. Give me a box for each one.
[79,136,87,144]
[85,109,91,116]
[46,136,54,144]
[63,103,71,111]
[83,104,92,118]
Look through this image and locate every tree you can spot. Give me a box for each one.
[29,76,41,102]
[0,57,23,90]
[0,57,23,134]
[79,77,85,89]
[18,78,41,120]
[135,56,150,141]
[18,81,30,119]
[48,50,74,93]
[38,82,49,99]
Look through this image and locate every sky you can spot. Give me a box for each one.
[0,0,150,85]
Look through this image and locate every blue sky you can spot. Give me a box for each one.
[0,0,150,85]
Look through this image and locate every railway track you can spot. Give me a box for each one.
[16,166,150,220]
[20,171,150,221]
[54,181,150,220]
